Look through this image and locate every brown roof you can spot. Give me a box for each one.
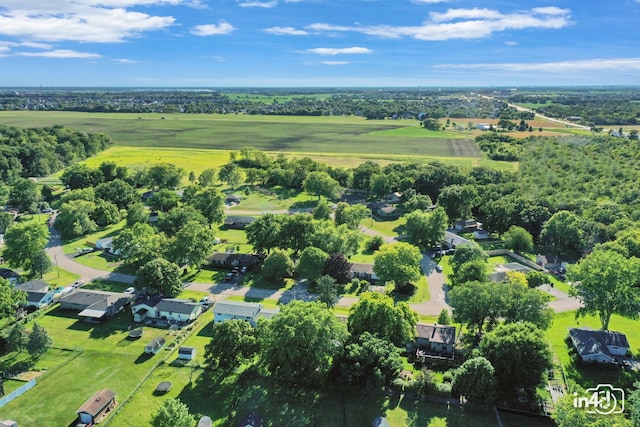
[416,323,456,345]
[350,263,375,275]
[76,389,116,416]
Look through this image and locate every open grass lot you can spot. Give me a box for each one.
[370,126,467,139]
[545,311,640,391]
[230,186,315,212]
[41,266,81,288]
[362,216,406,237]
[0,111,485,159]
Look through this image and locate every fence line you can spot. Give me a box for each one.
[0,379,37,408]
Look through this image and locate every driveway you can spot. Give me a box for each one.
[411,254,450,316]
[540,284,582,312]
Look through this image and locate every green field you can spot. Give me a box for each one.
[0,111,484,159]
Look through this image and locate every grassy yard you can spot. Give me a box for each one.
[545,311,640,392]
[230,187,316,212]
[41,266,80,288]
[362,216,406,237]
[61,220,126,255]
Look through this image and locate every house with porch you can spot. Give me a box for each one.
[206,252,260,270]
[131,296,202,324]
[568,328,630,364]
[223,216,256,229]
[59,289,133,322]
[76,389,116,425]
[408,323,456,357]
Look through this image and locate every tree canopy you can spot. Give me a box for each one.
[134,258,183,297]
[151,398,195,427]
[2,221,50,274]
[568,249,640,330]
[373,243,422,290]
[259,301,348,385]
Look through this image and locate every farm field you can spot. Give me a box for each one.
[0,111,482,159]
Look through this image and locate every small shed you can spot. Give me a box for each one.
[76,389,116,425]
[177,346,197,361]
[145,336,166,354]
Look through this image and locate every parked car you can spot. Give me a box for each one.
[200,296,211,303]
[435,265,443,273]
[72,280,84,288]
[125,287,135,294]
[225,273,234,281]
[240,266,247,274]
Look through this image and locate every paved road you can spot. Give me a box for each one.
[45,228,136,284]
[412,254,450,316]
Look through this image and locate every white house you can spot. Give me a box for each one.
[24,291,54,308]
[177,346,196,361]
[132,296,202,324]
[213,301,279,326]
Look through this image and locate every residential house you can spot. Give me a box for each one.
[225,194,241,204]
[207,252,260,270]
[0,268,20,286]
[454,219,482,232]
[76,389,116,425]
[24,290,54,308]
[95,237,120,255]
[489,262,534,283]
[59,289,133,321]
[473,230,491,240]
[16,279,49,293]
[213,301,279,326]
[340,189,367,204]
[223,216,256,230]
[350,263,379,284]
[569,328,630,364]
[376,205,401,220]
[536,254,561,269]
[409,323,456,356]
[177,346,196,361]
[383,192,403,205]
[145,336,166,354]
[131,296,202,324]
[476,123,491,131]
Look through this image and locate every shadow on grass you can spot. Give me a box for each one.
[134,352,154,364]
[196,320,214,338]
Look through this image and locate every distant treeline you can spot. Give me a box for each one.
[0,124,112,181]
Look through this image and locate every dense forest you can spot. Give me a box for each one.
[0,125,112,181]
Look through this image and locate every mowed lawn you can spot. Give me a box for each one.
[0,111,481,159]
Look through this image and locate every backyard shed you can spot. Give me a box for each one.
[76,389,116,425]
[145,337,166,354]
[178,346,197,361]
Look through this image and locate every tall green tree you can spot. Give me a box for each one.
[113,223,168,266]
[192,187,226,226]
[334,203,370,230]
[452,357,496,403]
[449,281,498,333]
[60,164,104,190]
[373,243,422,290]
[479,322,552,393]
[168,221,216,268]
[204,320,258,373]
[157,205,207,236]
[54,200,97,238]
[135,258,183,297]
[91,199,120,227]
[540,210,585,258]
[296,247,329,283]
[437,184,477,220]
[303,171,341,200]
[0,279,26,320]
[450,259,487,286]
[31,250,53,278]
[568,249,640,330]
[259,301,348,385]
[145,163,184,190]
[218,163,243,189]
[245,213,283,255]
[8,178,39,212]
[449,244,488,272]
[336,332,403,387]
[0,211,13,233]
[6,324,28,353]
[503,225,534,254]
[198,168,217,187]
[347,292,417,347]
[316,274,339,308]
[95,179,138,210]
[147,189,180,213]
[261,249,294,282]
[126,202,147,226]
[404,207,448,250]
[151,398,195,427]
[27,323,52,358]
[2,222,50,274]
[322,252,352,284]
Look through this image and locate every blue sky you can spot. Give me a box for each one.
[0,0,639,87]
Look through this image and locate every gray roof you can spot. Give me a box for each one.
[350,263,375,275]
[16,280,49,292]
[155,298,200,314]
[214,301,261,318]
[60,289,125,307]
[26,290,49,303]
[416,323,456,345]
[76,389,116,416]
[569,328,630,358]
[0,268,20,279]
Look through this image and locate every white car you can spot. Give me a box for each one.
[72,280,85,288]
[125,287,135,294]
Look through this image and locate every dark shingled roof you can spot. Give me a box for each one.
[16,280,49,292]
[76,389,116,416]
[416,323,456,346]
[569,328,630,358]
[155,298,200,314]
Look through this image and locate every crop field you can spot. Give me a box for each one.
[0,111,481,159]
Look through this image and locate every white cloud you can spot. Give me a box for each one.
[0,1,178,43]
[263,26,308,35]
[433,58,640,72]
[113,58,139,63]
[18,49,101,58]
[504,41,517,46]
[411,0,449,3]
[304,47,372,55]
[191,21,235,36]
[321,61,349,65]
[237,0,278,7]
[307,6,571,41]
